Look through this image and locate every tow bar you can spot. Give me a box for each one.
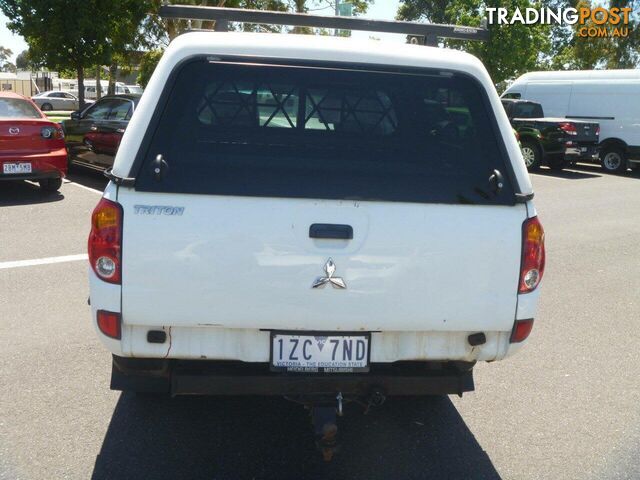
[304,390,386,462]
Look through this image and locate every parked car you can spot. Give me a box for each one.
[0,92,67,192]
[502,69,640,173]
[502,99,599,171]
[88,31,545,454]
[61,94,140,172]
[32,90,81,111]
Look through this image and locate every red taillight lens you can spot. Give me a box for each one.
[89,198,123,284]
[510,318,534,343]
[97,310,121,339]
[519,216,545,293]
[595,125,600,136]
[558,122,577,135]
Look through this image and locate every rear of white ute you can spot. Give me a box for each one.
[88,33,545,402]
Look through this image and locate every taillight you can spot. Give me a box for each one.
[89,198,123,284]
[595,125,600,136]
[519,216,545,293]
[97,310,121,339]
[41,125,65,140]
[510,319,534,343]
[558,122,577,136]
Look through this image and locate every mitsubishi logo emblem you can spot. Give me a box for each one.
[312,258,346,289]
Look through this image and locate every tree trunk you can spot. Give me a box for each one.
[77,65,85,109]
[292,0,311,35]
[108,62,117,95]
[95,65,101,100]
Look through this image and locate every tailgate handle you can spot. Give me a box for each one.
[309,223,353,240]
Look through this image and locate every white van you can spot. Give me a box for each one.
[502,70,640,173]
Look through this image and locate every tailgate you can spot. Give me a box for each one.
[118,192,525,332]
[573,122,599,143]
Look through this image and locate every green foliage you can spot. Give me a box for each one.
[15,48,31,69]
[607,0,640,68]
[137,50,163,88]
[398,0,640,84]
[143,0,289,44]
[551,0,640,69]
[144,0,373,44]
[0,46,16,72]
[398,0,552,85]
[137,0,374,87]
[0,0,151,104]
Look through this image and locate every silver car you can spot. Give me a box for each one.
[32,91,80,111]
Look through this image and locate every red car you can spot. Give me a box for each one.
[0,92,67,192]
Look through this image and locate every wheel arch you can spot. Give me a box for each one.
[519,134,543,152]
[599,137,628,152]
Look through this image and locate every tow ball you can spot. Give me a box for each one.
[311,393,343,462]
[307,390,386,462]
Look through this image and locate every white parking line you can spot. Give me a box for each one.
[0,254,88,270]
[63,179,102,194]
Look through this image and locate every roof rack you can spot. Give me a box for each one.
[158,5,489,47]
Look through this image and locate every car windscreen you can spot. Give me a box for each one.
[0,98,42,119]
[134,58,515,205]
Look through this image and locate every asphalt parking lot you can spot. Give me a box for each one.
[1,165,639,480]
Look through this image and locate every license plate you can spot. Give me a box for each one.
[270,332,370,373]
[581,147,587,152]
[3,162,32,174]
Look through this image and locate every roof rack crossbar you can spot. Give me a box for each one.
[158,5,489,46]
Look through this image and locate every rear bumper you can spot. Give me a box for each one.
[107,324,512,363]
[564,143,599,160]
[0,149,67,181]
[111,356,475,397]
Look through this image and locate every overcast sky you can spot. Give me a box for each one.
[0,1,401,62]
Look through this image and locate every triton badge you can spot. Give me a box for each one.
[133,205,184,216]
[312,258,346,289]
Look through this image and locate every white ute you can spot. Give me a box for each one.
[88,14,545,457]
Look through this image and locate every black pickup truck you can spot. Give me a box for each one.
[502,99,599,171]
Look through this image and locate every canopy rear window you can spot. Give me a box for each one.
[135,58,515,205]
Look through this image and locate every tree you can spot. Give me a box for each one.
[0,46,16,72]
[136,0,288,85]
[137,0,374,86]
[607,0,640,68]
[397,0,552,86]
[551,0,640,70]
[0,1,150,107]
[15,48,31,69]
[137,49,163,88]
[105,2,151,94]
[398,0,639,81]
